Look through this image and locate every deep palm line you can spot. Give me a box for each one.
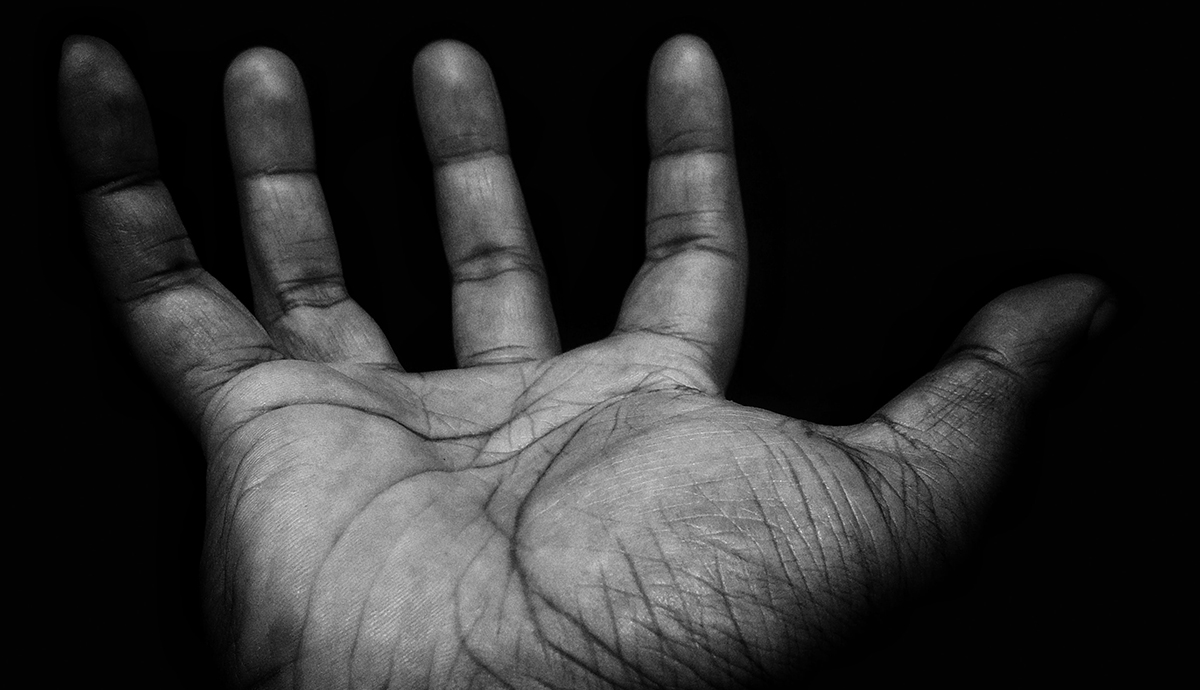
[204,347,992,687]
[59,33,1109,689]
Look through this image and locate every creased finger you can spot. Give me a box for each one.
[60,36,280,430]
[845,275,1112,540]
[225,47,397,365]
[615,35,748,392]
[413,40,559,367]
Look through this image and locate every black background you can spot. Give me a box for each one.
[33,7,1171,689]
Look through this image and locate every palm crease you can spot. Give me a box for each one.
[58,30,1106,690]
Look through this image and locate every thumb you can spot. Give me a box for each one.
[851,274,1113,547]
[938,273,1114,392]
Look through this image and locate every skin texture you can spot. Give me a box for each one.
[58,33,1111,689]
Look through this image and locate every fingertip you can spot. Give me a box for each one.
[1041,272,1108,298]
[59,34,138,99]
[412,39,508,163]
[1031,273,1118,342]
[413,39,491,92]
[224,47,304,104]
[60,34,101,72]
[947,274,1112,384]
[651,34,721,87]
[647,34,732,155]
[61,34,113,69]
[1008,274,1109,325]
[223,47,314,176]
[59,35,157,191]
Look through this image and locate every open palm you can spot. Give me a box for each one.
[60,35,1107,689]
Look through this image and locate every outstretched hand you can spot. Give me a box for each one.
[60,34,1109,689]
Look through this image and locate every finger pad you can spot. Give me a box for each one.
[59,36,158,190]
[654,35,719,86]
[413,41,508,161]
[648,35,731,153]
[224,48,314,175]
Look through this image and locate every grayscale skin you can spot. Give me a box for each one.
[59,34,1111,689]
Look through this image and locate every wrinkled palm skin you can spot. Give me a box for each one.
[202,333,1006,688]
[59,31,1108,690]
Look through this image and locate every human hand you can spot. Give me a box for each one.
[59,34,1110,689]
